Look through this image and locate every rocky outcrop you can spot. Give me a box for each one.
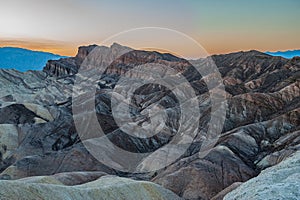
[0,125,19,162]
[43,57,78,78]
[224,151,300,200]
[43,43,132,78]
[0,175,182,200]
[0,103,53,124]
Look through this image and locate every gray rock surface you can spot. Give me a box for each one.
[224,151,300,200]
[0,175,182,200]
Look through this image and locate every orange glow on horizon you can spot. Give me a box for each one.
[0,39,77,56]
[1,37,300,58]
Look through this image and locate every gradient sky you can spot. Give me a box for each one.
[0,0,299,58]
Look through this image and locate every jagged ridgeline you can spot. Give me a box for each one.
[0,43,299,200]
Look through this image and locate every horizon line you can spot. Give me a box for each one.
[1,43,299,59]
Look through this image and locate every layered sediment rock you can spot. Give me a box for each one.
[0,43,299,199]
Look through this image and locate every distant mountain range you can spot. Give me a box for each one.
[265,49,300,59]
[0,47,66,71]
[1,47,299,72]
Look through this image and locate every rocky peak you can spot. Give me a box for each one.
[43,43,133,78]
[110,42,131,50]
[211,50,274,62]
[76,44,98,61]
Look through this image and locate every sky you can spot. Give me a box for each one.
[0,0,299,58]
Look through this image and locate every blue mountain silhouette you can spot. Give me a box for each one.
[0,47,66,71]
[266,50,300,59]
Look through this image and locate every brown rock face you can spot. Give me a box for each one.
[43,45,98,77]
[0,44,299,199]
